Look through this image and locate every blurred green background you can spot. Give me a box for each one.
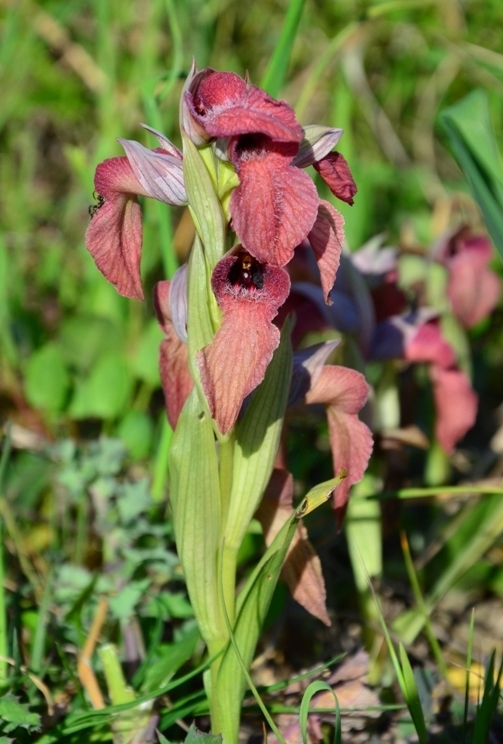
[1,0,503,741]
[2,0,502,460]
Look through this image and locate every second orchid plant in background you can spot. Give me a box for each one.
[86,63,372,742]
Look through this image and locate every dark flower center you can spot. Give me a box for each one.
[228,253,264,290]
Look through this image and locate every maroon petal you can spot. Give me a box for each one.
[305,366,373,523]
[314,152,357,205]
[85,156,152,299]
[230,145,319,267]
[197,252,290,434]
[430,366,477,454]
[255,469,330,626]
[186,69,303,142]
[308,200,344,303]
[154,280,193,428]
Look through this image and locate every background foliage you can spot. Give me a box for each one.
[1,0,503,741]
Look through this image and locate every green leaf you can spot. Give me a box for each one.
[440,90,503,261]
[214,511,299,743]
[398,644,428,744]
[185,723,222,744]
[182,135,226,268]
[0,695,41,732]
[69,353,133,419]
[168,389,224,646]
[224,323,293,550]
[141,625,200,693]
[187,234,220,392]
[24,343,70,413]
[260,0,306,97]
[299,681,341,744]
[108,578,151,620]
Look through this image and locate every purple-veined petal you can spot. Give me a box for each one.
[119,138,187,205]
[140,124,183,158]
[293,125,344,168]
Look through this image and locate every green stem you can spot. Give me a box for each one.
[218,434,234,529]
[220,544,238,628]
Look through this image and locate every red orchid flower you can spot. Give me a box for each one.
[289,342,373,524]
[434,229,501,329]
[85,126,186,300]
[197,250,291,434]
[372,313,477,453]
[183,68,355,302]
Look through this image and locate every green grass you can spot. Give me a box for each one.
[1,0,503,741]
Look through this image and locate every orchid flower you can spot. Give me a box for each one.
[86,63,369,744]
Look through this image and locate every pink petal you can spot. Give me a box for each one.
[255,470,330,626]
[430,366,477,454]
[230,144,319,267]
[308,200,344,303]
[154,280,193,429]
[406,320,456,369]
[314,152,357,205]
[85,156,149,299]
[447,252,501,328]
[197,252,290,434]
[186,69,303,142]
[305,366,373,523]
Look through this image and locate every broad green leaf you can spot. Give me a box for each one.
[168,389,224,646]
[24,342,70,413]
[69,353,133,419]
[224,323,293,550]
[213,474,340,743]
[214,511,298,743]
[440,90,503,261]
[182,134,226,268]
[187,234,220,395]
